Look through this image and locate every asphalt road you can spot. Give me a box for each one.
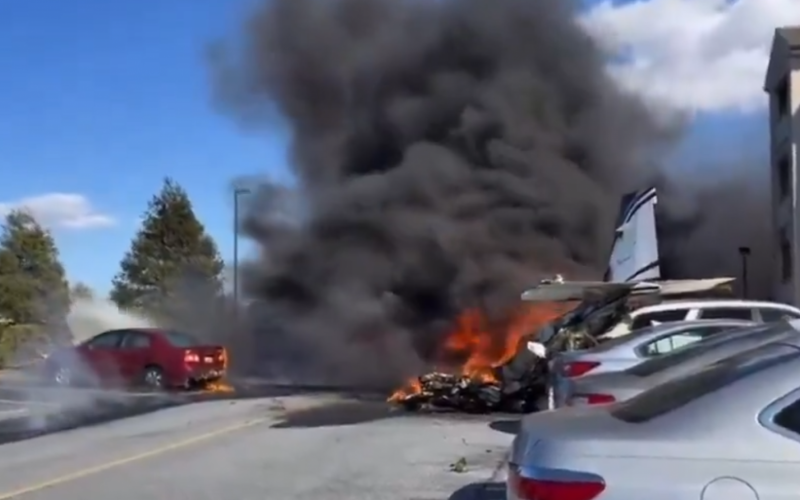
[0,391,513,500]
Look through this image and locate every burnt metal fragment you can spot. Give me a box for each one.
[393,369,544,414]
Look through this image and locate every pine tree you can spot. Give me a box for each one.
[110,178,224,323]
[0,210,70,325]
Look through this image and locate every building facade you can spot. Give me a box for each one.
[766,27,800,305]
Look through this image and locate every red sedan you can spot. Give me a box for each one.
[44,328,227,390]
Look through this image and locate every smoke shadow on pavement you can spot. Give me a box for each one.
[448,482,506,500]
[270,400,404,428]
[0,395,183,446]
[217,381,389,402]
[488,418,520,435]
[268,395,519,428]
[0,378,397,442]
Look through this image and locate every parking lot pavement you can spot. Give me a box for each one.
[0,375,385,444]
[0,395,513,500]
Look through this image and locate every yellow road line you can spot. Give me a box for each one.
[0,417,270,499]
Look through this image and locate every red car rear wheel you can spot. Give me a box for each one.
[141,365,165,390]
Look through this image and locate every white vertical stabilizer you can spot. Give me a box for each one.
[605,187,660,283]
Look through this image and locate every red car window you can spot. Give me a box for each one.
[84,331,125,348]
[162,331,201,347]
[121,332,151,348]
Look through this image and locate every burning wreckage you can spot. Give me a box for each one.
[388,187,733,413]
[388,276,735,413]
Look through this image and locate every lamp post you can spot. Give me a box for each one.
[738,246,751,299]
[232,187,251,315]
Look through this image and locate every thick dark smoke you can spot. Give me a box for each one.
[660,171,773,300]
[213,0,770,386]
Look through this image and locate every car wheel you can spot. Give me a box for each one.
[141,366,165,391]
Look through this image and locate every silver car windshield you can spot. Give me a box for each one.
[611,343,800,423]
[624,323,779,377]
[589,322,733,353]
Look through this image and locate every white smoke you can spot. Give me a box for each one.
[0,299,165,434]
[66,298,156,344]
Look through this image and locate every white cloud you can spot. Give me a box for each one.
[0,193,116,230]
[581,0,800,113]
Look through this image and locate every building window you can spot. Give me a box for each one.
[781,229,793,283]
[778,154,791,201]
[777,76,790,117]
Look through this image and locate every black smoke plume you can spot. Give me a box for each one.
[659,172,773,301]
[212,0,770,385]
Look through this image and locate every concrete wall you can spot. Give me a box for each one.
[768,59,800,305]
[792,64,800,305]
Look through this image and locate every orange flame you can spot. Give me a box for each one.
[388,301,575,402]
[203,348,235,393]
[205,380,236,393]
[388,377,421,403]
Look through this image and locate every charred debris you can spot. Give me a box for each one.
[388,276,735,413]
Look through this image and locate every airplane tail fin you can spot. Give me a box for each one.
[604,187,661,283]
[520,186,734,303]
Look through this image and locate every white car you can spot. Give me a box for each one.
[599,299,800,340]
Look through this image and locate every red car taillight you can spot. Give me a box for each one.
[510,466,605,500]
[184,350,200,363]
[586,393,616,404]
[563,361,600,378]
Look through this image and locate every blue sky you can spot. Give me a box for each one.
[0,0,290,293]
[0,0,772,294]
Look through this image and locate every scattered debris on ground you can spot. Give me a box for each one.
[450,457,468,473]
[389,371,543,414]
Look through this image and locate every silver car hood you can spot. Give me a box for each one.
[521,404,623,435]
[515,405,652,462]
[515,405,748,462]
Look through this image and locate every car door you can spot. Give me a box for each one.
[80,330,126,382]
[117,330,153,383]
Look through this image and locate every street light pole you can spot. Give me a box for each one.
[738,246,751,299]
[232,188,251,315]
